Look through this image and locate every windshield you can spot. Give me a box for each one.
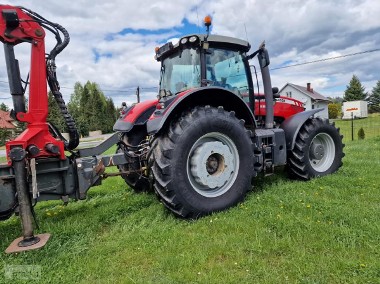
[206,48,249,101]
[159,47,200,95]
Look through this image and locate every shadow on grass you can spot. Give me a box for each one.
[251,166,291,193]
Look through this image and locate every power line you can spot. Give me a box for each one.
[140,87,158,90]
[271,48,380,71]
[0,47,378,92]
[55,86,157,92]
[59,86,135,92]
[0,81,157,94]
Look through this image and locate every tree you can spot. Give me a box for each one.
[104,98,118,133]
[0,97,12,145]
[0,128,11,146]
[77,82,93,136]
[327,96,343,104]
[328,103,341,119]
[68,82,83,120]
[68,81,117,136]
[343,75,367,101]
[358,127,365,140]
[367,80,380,113]
[68,82,86,136]
[47,91,66,132]
[88,83,107,132]
[0,102,9,111]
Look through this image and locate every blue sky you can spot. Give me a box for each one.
[116,19,202,39]
[94,19,204,63]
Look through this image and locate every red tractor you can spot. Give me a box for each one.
[0,6,344,253]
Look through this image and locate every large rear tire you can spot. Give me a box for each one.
[151,106,254,218]
[287,117,344,179]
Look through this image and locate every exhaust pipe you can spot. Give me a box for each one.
[258,45,274,129]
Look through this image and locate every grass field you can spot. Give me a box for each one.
[333,113,380,142]
[0,137,380,283]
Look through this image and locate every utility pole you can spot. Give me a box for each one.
[351,112,354,141]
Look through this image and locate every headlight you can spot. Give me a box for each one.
[180,37,188,44]
[189,36,198,43]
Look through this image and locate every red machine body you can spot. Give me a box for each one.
[119,91,305,128]
[0,5,65,163]
[123,99,158,123]
[254,94,305,121]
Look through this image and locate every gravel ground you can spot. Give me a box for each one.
[0,133,114,157]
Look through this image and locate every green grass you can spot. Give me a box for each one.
[333,113,380,142]
[1,138,380,283]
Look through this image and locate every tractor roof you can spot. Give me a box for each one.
[186,34,251,52]
[155,34,251,61]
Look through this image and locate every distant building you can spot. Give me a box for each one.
[0,110,16,135]
[278,83,330,119]
[342,101,368,119]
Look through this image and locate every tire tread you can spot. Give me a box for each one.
[287,117,345,180]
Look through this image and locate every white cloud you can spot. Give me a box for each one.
[0,0,379,110]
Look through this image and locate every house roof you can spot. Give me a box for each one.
[280,83,330,102]
[0,110,16,129]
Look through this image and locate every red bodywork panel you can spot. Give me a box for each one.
[0,5,65,163]
[124,90,304,128]
[122,99,158,123]
[148,89,192,121]
[254,95,305,120]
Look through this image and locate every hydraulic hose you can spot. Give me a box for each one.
[47,69,79,151]
[47,22,70,59]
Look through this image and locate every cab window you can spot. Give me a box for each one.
[206,48,249,101]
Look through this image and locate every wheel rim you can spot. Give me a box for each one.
[187,132,239,197]
[309,132,335,172]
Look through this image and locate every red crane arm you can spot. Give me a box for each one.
[0,5,46,45]
[0,5,66,162]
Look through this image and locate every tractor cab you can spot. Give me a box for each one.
[155,34,253,104]
[154,33,308,126]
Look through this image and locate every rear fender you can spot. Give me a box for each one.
[146,87,256,134]
[280,108,323,150]
[113,99,158,132]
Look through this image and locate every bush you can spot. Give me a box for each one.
[328,103,341,119]
[0,128,11,146]
[358,127,365,140]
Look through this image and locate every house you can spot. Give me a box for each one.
[0,110,16,135]
[278,83,330,119]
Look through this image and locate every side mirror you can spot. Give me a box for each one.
[258,49,270,68]
[272,87,280,98]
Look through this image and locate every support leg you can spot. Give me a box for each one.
[5,148,50,253]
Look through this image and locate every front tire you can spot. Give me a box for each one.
[152,106,254,218]
[287,117,344,179]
